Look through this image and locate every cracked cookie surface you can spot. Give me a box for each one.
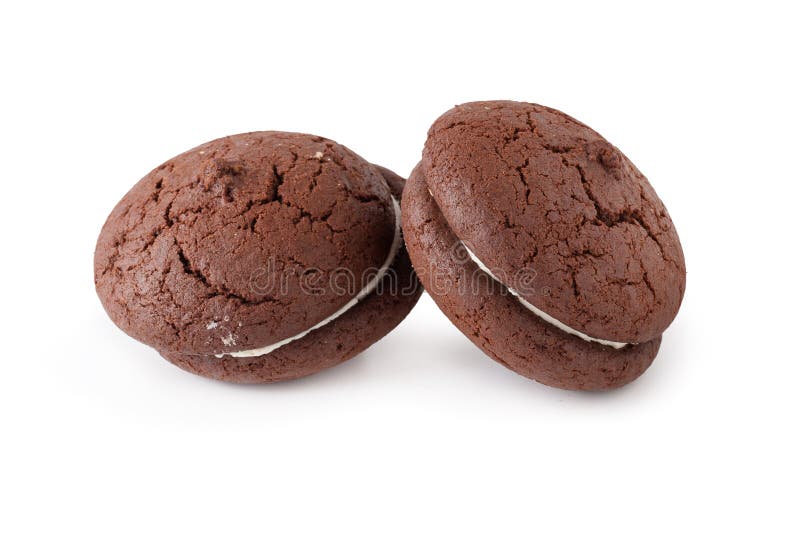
[160,167,422,383]
[95,132,410,369]
[423,101,686,343]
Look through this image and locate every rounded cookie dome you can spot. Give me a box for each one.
[95,131,397,359]
[423,101,685,343]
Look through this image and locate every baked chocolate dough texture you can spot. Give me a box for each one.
[95,132,421,383]
[402,101,686,390]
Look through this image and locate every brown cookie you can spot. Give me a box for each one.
[95,132,421,383]
[403,166,660,390]
[403,101,686,390]
[423,101,685,343]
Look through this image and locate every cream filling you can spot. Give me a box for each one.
[425,185,627,349]
[214,197,403,358]
[463,239,628,350]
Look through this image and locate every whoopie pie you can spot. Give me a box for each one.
[402,101,686,390]
[95,132,421,383]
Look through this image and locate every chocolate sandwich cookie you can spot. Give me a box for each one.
[402,101,686,390]
[95,132,421,383]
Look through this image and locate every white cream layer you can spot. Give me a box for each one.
[462,243,628,350]
[214,197,403,358]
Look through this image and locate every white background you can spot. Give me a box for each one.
[1,1,798,532]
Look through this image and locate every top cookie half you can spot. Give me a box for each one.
[422,101,685,343]
[95,131,396,357]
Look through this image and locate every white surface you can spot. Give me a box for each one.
[1,2,798,533]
